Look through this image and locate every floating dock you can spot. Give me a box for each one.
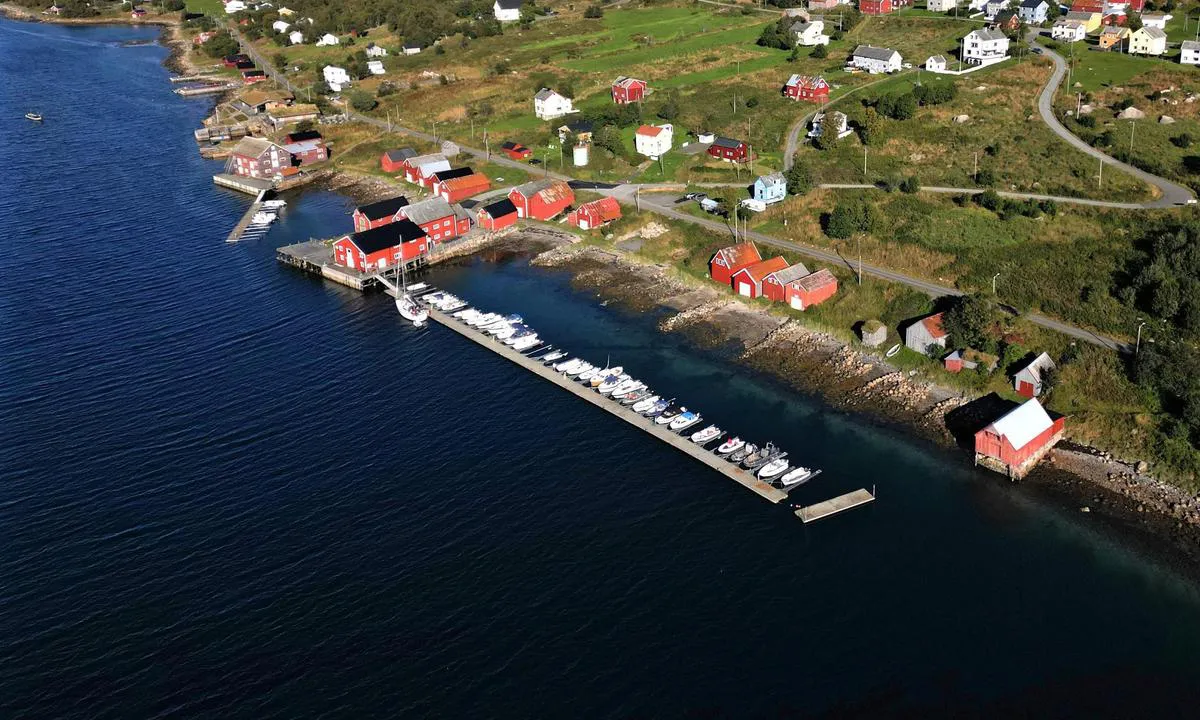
[225,189,268,243]
[423,305,789,504]
[213,173,273,196]
[795,489,876,523]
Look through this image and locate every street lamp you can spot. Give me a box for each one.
[992,272,1000,294]
[1136,319,1147,354]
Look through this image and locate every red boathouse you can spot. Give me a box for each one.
[352,196,410,232]
[478,198,519,231]
[709,242,762,285]
[730,256,789,298]
[332,219,429,272]
[974,398,1066,479]
[508,179,574,221]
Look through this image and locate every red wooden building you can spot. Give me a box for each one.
[611,76,648,104]
[223,54,251,68]
[501,141,532,160]
[380,148,416,173]
[400,197,471,242]
[352,196,409,233]
[509,179,575,221]
[709,242,762,285]
[282,139,327,166]
[242,70,267,83]
[974,398,1066,479]
[401,153,450,187]
[762,262,809,303]
[434,172,491,203]
[707,136,751,163]
[567,197,622,230]
[478,198,519,231]
[731,256,789,298]
[332,219,429,272]
[228,137,291,180]
[763,264,838,309]
[859,0,892,15]
[783,74,830,103]
[1070,0,1104,12]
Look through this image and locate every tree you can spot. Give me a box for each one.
[941,294,995,350]
[347,89,377,112]
[202,33,239,59]
[784,161,814,196]
[272,52,286,69]
[657,100,679,121]
[584,4,604,18]
[812,130,840,151]
[975,188,1001,211]
[899,175,920,194]
[811,44,828,59]
[824,200,875,238]
[756,18,793,50]
[857,107,884,146]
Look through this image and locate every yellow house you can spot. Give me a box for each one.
[1064,11,1102,33]
[1098,26,1129,50]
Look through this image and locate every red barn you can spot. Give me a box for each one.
[731,256,789,298]
[568,197,622,230]
[402,153,450,187]
[762,262,809,303]
[509,179,575,221]
[332,219,429,272]
[783,74,830,103]
[227,137,291,180]
[707,136,751,163]
[435,172,491,203]
[352,196,409,232]
[478,198,519,231]
[282,139,327,165]
[242,70,267,84]
[709,242,762,285]
[501,141,532,160]
[611,76,647,104]
[859,0,892,15]
[401,197,471,242]
[788,268,838,310]
[380,148,415,173]
[974,398,1066,479]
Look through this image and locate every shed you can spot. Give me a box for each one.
[568,197,623,230]
[787,268,838,310]
[1013,352,1056,398]
[709,242,762,285]
[478,198,519,231]
[904,312,947,355]
[435,172,491,203]
[380,148,417,173]
[974,398,1066,479]
[761,262,810,303]
[508,179,575,221]
[731,257,789,298]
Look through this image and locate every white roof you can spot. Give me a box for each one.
[989,398,1054,451]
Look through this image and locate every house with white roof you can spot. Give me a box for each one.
[534,88,575,120]
[323,65,351,92]
[367,60,385,75]
[963,27,1010,64]
[850,45,902,74]
[224,0,245,13]
[1129,26,1168,56]
[315,33,340,47]
[634,124,673,158]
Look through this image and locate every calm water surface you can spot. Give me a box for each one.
[2,18,1200,718]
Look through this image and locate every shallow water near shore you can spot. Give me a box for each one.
[5,17,1200,718]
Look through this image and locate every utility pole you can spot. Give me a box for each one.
[1098,156,1103,189]
[863,145,867,177]
[973,151,978,181]
[856,234,862,286]
[636,185,641,213]
[484,129,490,161]
[1136,319,1146,354]
[992,272,1000,294]
[1130,119,1137,155]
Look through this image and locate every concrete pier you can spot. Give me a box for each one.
[795,489,876,523]
[425,306,789,504]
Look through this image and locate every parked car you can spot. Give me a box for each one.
[685,192,708,202]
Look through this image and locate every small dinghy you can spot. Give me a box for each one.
[729,443,756,464]
[25,112,43,122]
[779,467,815,487]
[260,199,287,209]
[885,343,902,358]
[757,458,790,481]
[631,395,660,413]
[670,411,701,432]
[690,425,722,444]
[716,436,745,455]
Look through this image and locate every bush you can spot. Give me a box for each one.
[824,200,877,238]
[811,44,828,59]
[756,18,793,50]
[975,169,996,187]
[1172,133,1194,149]
[899,176,920,194]
[975,189,1002,211]
[745,96,759,109]
[785,161,814,195]
[584,4,604,18]
[202,33,239,59]
[347,90,377,112]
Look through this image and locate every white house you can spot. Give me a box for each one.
[315,33,340,47]
[926,54,948,72]
[1141,12,1170,30]
[365,43,387,58]
[367,60,385,75]
[1129,26,1168,56]
[494,0,523,22]
[323,65,351,92]
[984,0,1009,20]
[850,45,902,74]
[534,88,575,120]
[1182,40,1200,65]
[223,0,245,13]
[402,43,422,55]
[271,20,290,33]
[635,124,673,158]
[963,27,1010,64]
[790,20,830,46]
[808,110,851,139]
[1051,18,1087,42]
[288,30,303,44]
[927,0,957,11]
[1017,0,1049,24]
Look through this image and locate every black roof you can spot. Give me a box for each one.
[432,167,475,183]
[225,53,250,62]
[236,60,255,69]
[346,218,426,254]
[286,130,322,142]
[384,148,417,162]
[242,70,265,77]
[562,119,594,133]
[713,136,745,149]
[481,198,517,218]
[355,195,409,220]
[496,0,523,9]
[501,141,523,150]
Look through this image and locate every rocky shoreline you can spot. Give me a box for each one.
[531,238,1200,568]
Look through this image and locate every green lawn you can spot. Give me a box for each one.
[185,0,225,17]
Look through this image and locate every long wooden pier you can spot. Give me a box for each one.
[225,189,268,243]
[424,306,789,504]
[795,489,876,523]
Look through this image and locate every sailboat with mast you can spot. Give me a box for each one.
[393,250,427,326]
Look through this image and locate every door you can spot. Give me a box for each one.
[1017,381,1035,398]
[790,295,803,310]
[738,282,752,297]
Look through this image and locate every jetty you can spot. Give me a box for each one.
[213,173,273,196]
[421,302,790,505]
[174,82,240,97]
[795,488,876,523]
[225,189,268,243]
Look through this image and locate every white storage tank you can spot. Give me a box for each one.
[573,143,589,167]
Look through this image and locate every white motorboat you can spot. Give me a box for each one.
[555,357,585,373]
[406,282,429,294]
[467,312,497,327]
[690,425,722,444]
[631,395,660,413]
[644,398,672,418]
[670,411,701,431]
[780,467,814,487]
[654,402,684,424]
[542,350,567,365]
[619,389,651,405]
[610,379,644,398]
[716,436,745,455]
[511,335,541,352]
[251,211,276,224]
[597,374,630,395]
[568,363,596,378]
[260,199,287,209]
[590,366,623,388]
[757,458,790,481]
[577,366,601,382]
[493,326,516,341]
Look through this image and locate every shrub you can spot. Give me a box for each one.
[975,169,996,187]
[811,44,828,59]
[1172,133,1194,149]
[899,176,920,194]
[347,89,377,112]
[1076,114,1096,129]
[584,4,604,18]
[784,161,814,195]
[824,200,877,238]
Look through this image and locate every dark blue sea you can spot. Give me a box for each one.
[3,18,1200,719]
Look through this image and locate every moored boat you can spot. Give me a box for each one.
[716,436,744,455]
[620,389,650,405]
[643,398,671,417]
[779,467,815,487]
[25,112,43,122]
[541,350,567,365]
[757,458,790,481]
[590,366,623,388]
[729,443,756,463]
[670,411,701,431]
[690,425,722,444]
[631,395,660,413]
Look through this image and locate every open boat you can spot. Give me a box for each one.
[631,395,659,413]
[757,458,790,481]
[656,404,685,425]
[780,467,815,487]
[690,425,722,444]
[590,366,622,388]
[885,343,902,358]
[25,112,43,122]
[620,389,651,405]
[729,443,756,463]
[670,412,701,431]
[716,436,744,455]
[568,362,595,378]
[577,366,601,382]
[746,446,786,471]
[643,398,671,417]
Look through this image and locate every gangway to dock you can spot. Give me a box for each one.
[224,189,268,244]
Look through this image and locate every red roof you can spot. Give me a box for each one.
[636,125,665,137]
[613,76,646,88]
[716,242,762,270]
[922,312,947,339]
[580,197,622,222]
[441,173,491,194]
[734,256,789,283]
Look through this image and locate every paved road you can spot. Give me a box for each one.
[1027,29,1195,208]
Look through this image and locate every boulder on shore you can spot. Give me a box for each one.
[1117,106,1146,120]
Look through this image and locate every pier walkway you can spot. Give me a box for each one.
[224,189,267,243]
[796,489,876,523]
[425,306,790,504]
